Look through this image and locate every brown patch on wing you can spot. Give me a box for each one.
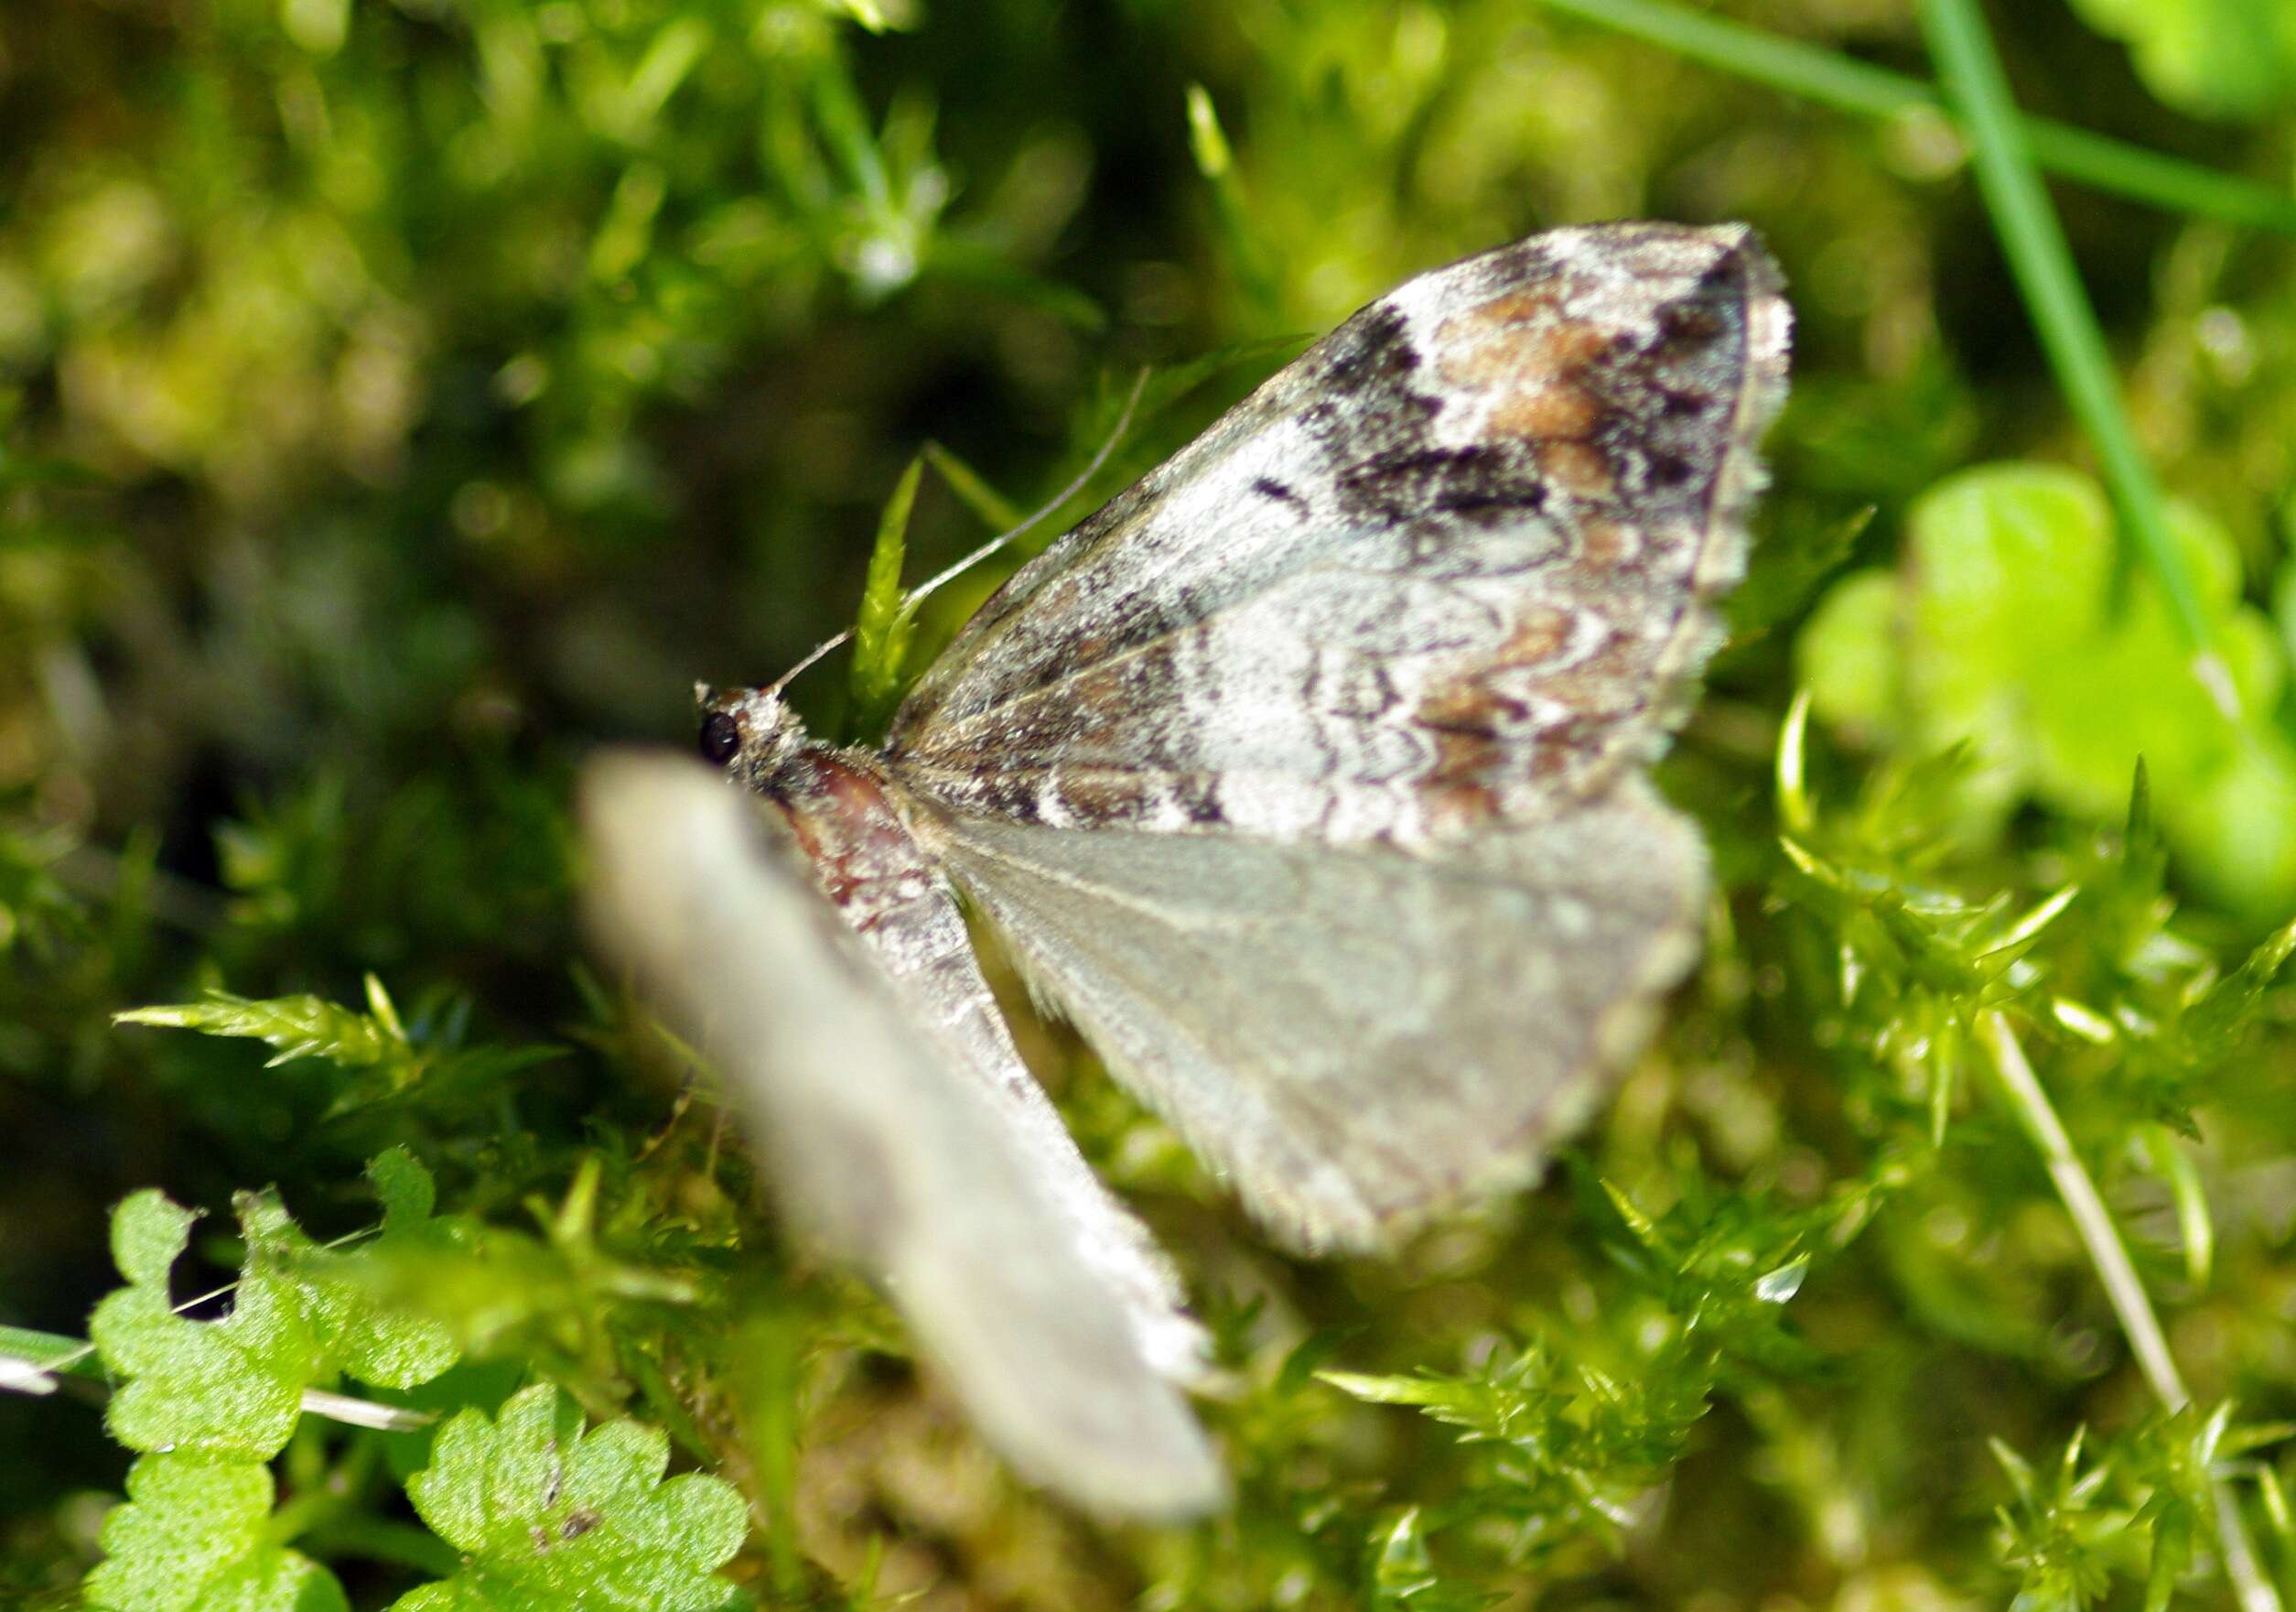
[1492,384,1600,442]
[1461,286,1568,330]
[1528,625,1656,727]
[1428,614,1668,802]
[1500,603,1576,665]
[1578,515,1640,569]
[1439,324,1604,425]
[1047,768,1149,825]
[1419,719,1505,831]
[1535,438,1615,500]
[1418,677,1514,735]
[1656,299,1724,350]
[1421,606,1581,720]
[1438,298,1619,469]
[1410,601,1602,828]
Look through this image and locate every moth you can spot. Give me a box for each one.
[581,222,1790,1518]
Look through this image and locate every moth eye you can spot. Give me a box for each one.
[699,711,741,766]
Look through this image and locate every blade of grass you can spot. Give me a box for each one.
[0,1325,100,1382]
[808,49,891,211]
[1186,84,1280,321]
[847,455,925,736]
[902,368,1150,608]
[2140,1120,2215,1290]
[1919,0,2232,716]
[1980,1013,2278,1612]
[922,440,1026,532]
[1538,0,2296,240]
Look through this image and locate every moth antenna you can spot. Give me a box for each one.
[764,368,1149,702]
[763,627,852,698]
[903,368,1151,611]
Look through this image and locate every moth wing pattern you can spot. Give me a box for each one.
[887,222,1789,849]
[928,777,1707,1251]
[577,752,1224,1518]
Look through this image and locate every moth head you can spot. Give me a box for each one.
[694,682,810,789]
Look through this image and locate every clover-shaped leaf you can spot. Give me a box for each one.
[89,1192,318,1458]
[237,1150,460,1390]
[2067,0,2296,122]
[83,1453,349,1612]
[1797,462,2296,914]
[392,1384,748,1611]
[88,1156,464,1459]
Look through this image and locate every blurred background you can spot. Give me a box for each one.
[10,0,2296,1607]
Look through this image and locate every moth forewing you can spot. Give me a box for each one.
[875,222,1787,1243]
[884,222,1789,848]
[577,752,1224,1520]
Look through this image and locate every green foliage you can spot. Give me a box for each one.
[1326,1338,1709,1560]
[116,977,556,1122]
[84,1455,349,1612]
[74,1153,741,1609]
[1988,1406,2296,1612]
[1922,0,2217,669]
[0,824,90,959]
[395,1385,747,1612]
[89,1156,462,1457]
[1319,1171,1863,1576]
[2068,0,2296,122]
[1798,462,2296,914]
[91,1191,319,1460]
[1549,0,2296,236]
[235,1163,462,1392]
[845,456,925,738]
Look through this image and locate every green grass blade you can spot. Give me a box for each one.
[1538,0,2296,240]
[847,455,925,736]
[1543,0,1919,120]
[922,441,1026,532]
[1186,84,1280,319]
[808,50,891,211]
[1919,0,2227,709]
